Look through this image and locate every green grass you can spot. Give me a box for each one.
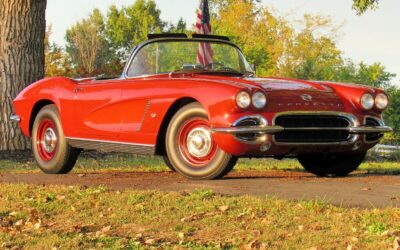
[1,154,399,248]
[1,153,400,175]
[0,184,400,249]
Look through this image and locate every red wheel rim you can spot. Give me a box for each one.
[36,119,58,161]
[177,118,217,167]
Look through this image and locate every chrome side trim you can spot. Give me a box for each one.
[10,114,21,123]
[137,99,151,131]
[349,126,392,134]
[212,126,284,134]
[212,125,391,134]
[66,137,155,155]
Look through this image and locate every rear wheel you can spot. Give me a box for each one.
[298,152,366,177]
[165,102,237,180]
[32,105,81,174]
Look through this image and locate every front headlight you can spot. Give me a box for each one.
[252,91,267,109]
[236,91,251,109]
[375,93,389,110]
[360,93,374,110]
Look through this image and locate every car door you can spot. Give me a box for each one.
[72,80,123,139]
[118,78,154,142]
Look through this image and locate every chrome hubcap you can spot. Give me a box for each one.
[186,127,212,158]
[42,128,57,153]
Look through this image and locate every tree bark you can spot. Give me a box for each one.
[0,0,47,150]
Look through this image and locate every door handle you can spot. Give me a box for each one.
[73,87,85,93]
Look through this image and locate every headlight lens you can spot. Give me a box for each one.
[252,91,267,109]
[375,93,388,110]
[236,91,251,109]
[360,93,374,110]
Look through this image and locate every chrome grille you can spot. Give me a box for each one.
[274,114,352,143]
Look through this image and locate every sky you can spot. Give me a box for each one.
[46,0,400,84]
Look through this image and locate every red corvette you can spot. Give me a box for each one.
[11,34,391,179]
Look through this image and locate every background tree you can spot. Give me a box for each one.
[353,0,380,15]
[60,0,398,138]
[45,26,75,77]
[0,0,47,151]
[212,0,292,76]
[65,9,114,77]
[105,0,165,58]
[384,87,400,140]
[279,15,343,80]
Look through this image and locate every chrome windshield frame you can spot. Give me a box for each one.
[122,37,252,79]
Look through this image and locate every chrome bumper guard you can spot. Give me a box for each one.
[211,125,392,135]
[10,114,21,123]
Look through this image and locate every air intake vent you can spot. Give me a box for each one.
[365,117,383,142]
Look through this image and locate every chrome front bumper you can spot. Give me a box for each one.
[211,125,392,135]
[10,114,21,123]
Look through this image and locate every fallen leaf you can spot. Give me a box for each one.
[178,232,185,239]
[78,174,86,178]
[33,221,41,230]
[393,237,400,250]
[219,205,229,212]
[145,238,155,245]
[346,245,352,250]
[181,213,205,222]
[9,211,18,217]
[247,239,260,249]
[237,213,245,219]
[15,220,24,226]
[1,242,13,248]
[360,187,371,191]
[56,195,65,201]
[101,226,111,233]
[298,225,304,231]
[351,237,358,242]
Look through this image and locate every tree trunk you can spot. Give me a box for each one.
[0,0,47,151]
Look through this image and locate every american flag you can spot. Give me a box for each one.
[195,0,213,66]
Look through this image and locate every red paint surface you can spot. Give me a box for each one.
[13,73,387,156]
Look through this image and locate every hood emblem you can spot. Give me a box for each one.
[300,94,313,102]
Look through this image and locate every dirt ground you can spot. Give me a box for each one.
[1,170,399,208]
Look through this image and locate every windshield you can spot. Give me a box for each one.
[126,40,254,77]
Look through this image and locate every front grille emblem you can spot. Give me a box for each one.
[300,94,313,102]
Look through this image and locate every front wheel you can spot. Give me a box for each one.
[298,152,366,177]
[165,102,237,180]
[32,105,81,174]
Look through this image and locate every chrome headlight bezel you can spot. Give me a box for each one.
[375,93,389,110]
[360,93,375,110]
[252,91,267,109]
[236,91,251,109]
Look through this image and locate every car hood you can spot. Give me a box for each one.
[187,75,334,92]
[240,77,334,92]
[188,75,348,112]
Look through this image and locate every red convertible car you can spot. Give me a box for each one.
[11,33,391,179]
